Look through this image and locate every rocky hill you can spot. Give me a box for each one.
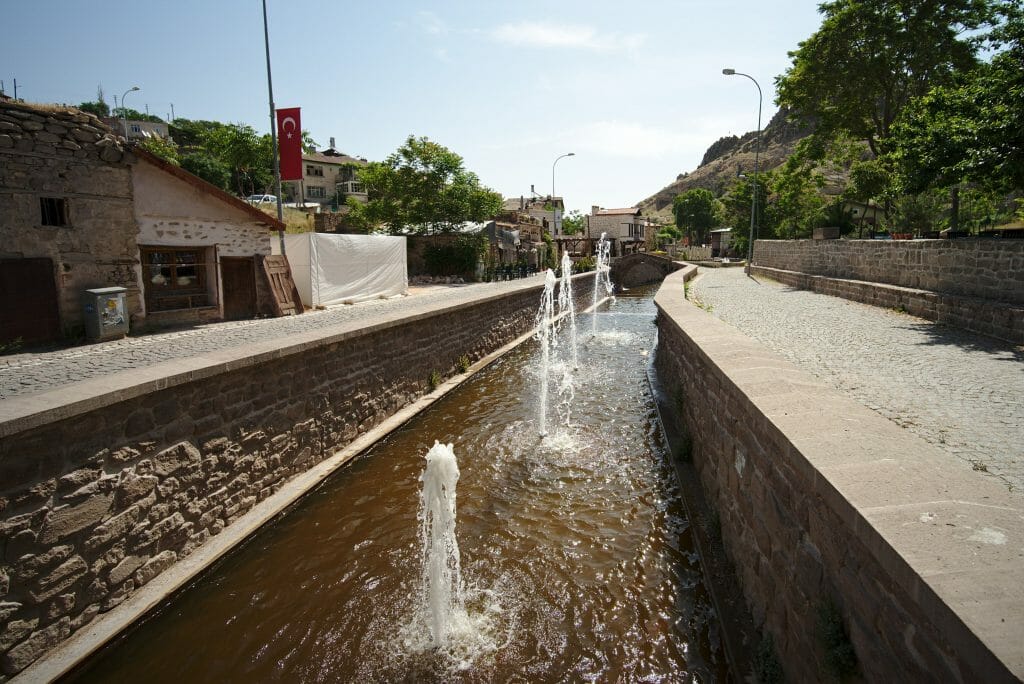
[638,108,813,221]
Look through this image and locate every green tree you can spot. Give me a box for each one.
[349,135,503,235]
[202,123,275,197]
[776,0,996,160]
[137,136,180,165]
[892,6,1024,193]
[181,153,232,190]
[77,85,110,118]
[768,151,827,239]
[722,173,773,256]
[562,209,586,235]
[672,188,720,245]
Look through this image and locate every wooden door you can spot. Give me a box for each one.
[0,258,60,346]
[259,255,303,316]
[221,257,257,320]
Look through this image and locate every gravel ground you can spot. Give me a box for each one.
[689,266,1024,495]
[0,279,540,400]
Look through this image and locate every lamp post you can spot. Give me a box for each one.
[552,152,575,236]
[120,86,140,141]
[722,68,762,275]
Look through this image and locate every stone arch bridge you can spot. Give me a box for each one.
[609,252,683,288]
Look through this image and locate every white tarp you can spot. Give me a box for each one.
[273,233,407,307]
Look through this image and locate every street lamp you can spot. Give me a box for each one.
[552,152,575,236]
[722,68,762,275]
[121,86,140,141]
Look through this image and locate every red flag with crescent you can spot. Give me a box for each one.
[276,107,302,181]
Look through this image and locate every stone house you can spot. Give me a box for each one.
[588,206,652,257]
[1,100,139,345]
[131,148,283,328]
[0,100,285,345]
[503,195,566,236]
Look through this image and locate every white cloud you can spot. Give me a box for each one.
[418,11,448,36]
[491,21,644,52]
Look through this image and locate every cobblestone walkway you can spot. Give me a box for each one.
[689,267,1024,495]
[0,279,539,401]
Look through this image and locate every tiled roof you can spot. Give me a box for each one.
[303,150,367,166]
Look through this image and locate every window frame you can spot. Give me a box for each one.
[140,246,212,312]
[40,197,69,227]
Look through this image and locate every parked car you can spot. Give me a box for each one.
[246,194,277,204]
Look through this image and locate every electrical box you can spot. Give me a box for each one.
[83,287,129,341]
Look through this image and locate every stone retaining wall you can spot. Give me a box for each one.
[753,239,1024,305]
[0,280,590,678]
[654,270,1021,682]
[752,265,1024,344]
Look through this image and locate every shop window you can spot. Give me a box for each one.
[141,246,211,311]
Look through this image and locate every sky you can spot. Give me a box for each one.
[2,0,826,215]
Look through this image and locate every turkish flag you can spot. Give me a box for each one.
[276,107,302,181]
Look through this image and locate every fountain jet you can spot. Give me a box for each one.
[419,441,465,648]
[591,233,613,334]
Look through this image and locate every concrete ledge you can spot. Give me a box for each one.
[655,268,1023,681]
[750,265,1024,344]
[0,277,553,440]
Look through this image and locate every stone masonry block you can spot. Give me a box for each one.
[37,493,114,544]
[152,442,201,477]
[134,550,176,587]
[27,555,88,604]
[12,545,74,583]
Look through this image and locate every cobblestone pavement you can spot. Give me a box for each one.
[689,266,1024,496]
[0,279,541,401]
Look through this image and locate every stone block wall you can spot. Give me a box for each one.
[0,101,139,334]
[0,280,591,677]
[654,271,1019,682]
[753,239,1024,305]
[753,265,1024,344]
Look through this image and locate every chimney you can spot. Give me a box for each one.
[520,195,524,210]
[592,205,600,216]
[330,136,336,150]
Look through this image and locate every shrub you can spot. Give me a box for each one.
[423,234,486,278]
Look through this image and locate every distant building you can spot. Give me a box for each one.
[285,138,368,208]
[588,206,652,257]
[101,117,171,142]
[502,195,566,236]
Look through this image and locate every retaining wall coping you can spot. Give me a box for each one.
[0,276,559,440]
[655,269,1024,680]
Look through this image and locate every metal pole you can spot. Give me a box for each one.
[552,152,574,236]
[263,0,286,255]
[121,86,140,141]
[722,69,762,275]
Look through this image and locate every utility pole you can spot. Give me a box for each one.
[262,0,285,255]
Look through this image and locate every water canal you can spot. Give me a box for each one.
[68,286,728,682]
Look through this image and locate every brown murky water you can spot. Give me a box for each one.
[68,287,728,682]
